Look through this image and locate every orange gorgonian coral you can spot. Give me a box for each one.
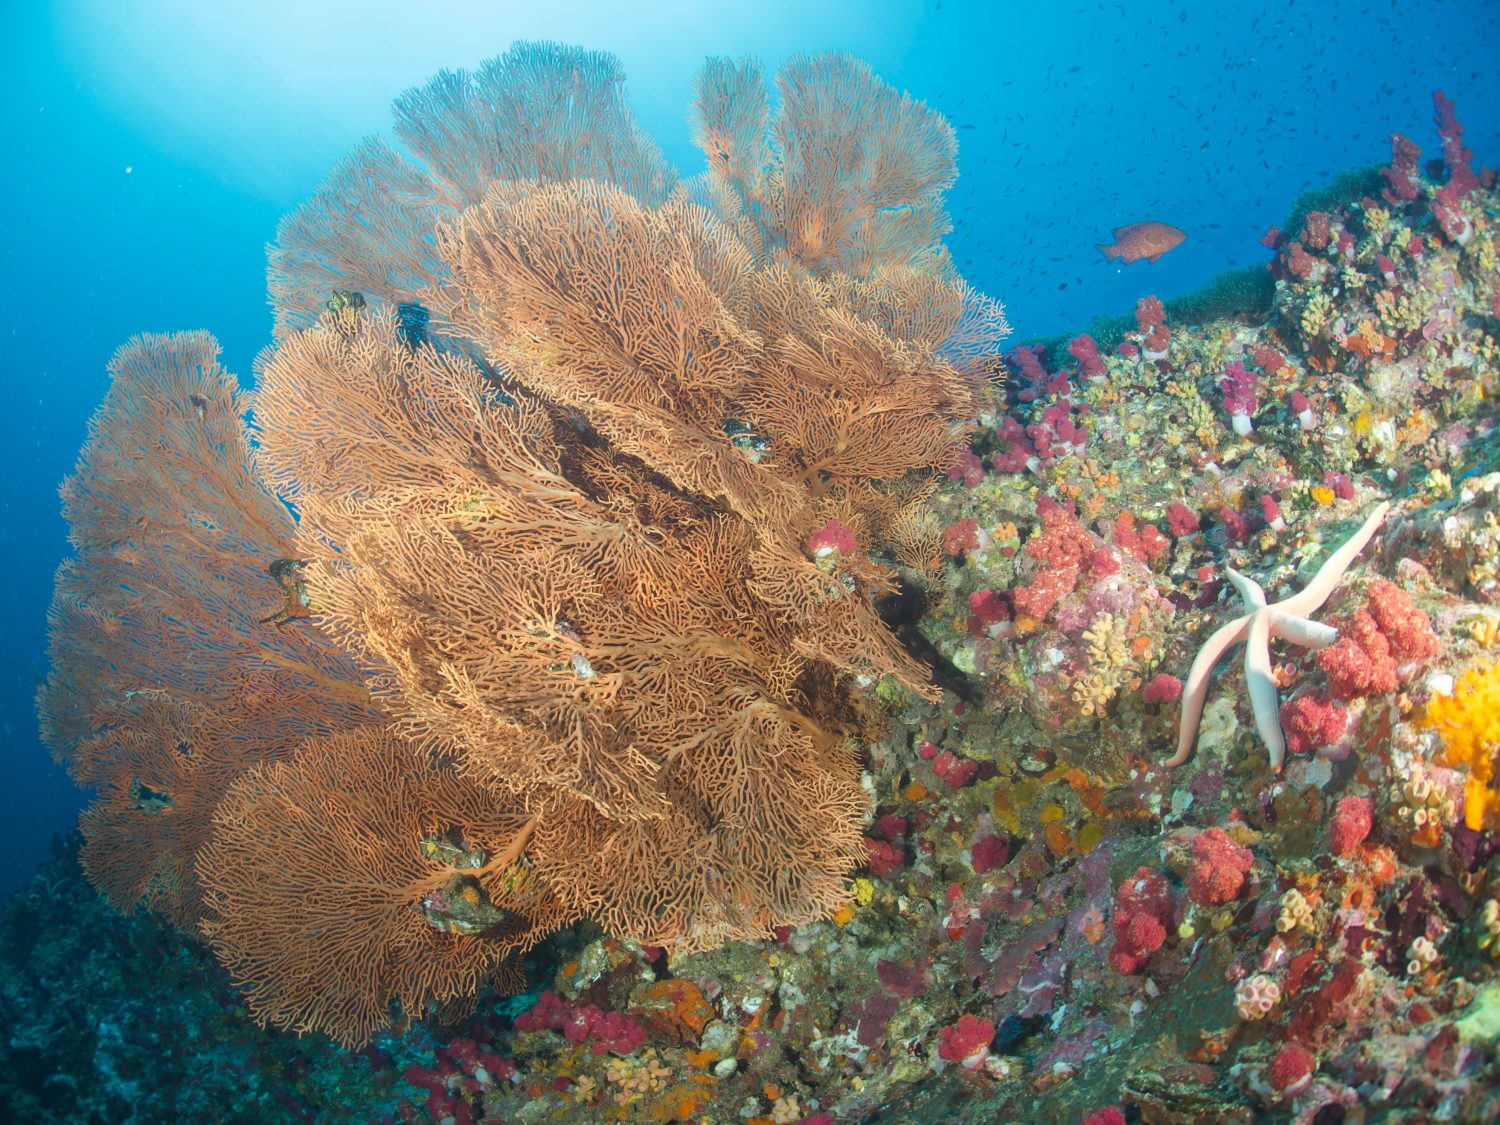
[198,729,571,1048]
[40,41,1009,1044]
[38,331,381,926]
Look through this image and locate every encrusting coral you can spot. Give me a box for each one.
[37,42,1009,1045]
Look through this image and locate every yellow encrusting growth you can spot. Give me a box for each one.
[1422,662,1500,830]
[850,877,875,907]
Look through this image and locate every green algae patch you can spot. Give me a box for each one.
[1456,982,1500,1045]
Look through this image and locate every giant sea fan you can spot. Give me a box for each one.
[39,40,1009,1046]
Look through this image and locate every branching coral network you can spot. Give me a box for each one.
[38,41,1009,1046]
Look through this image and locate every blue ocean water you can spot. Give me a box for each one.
[0,2,1498,1115]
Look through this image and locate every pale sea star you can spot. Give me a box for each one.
[1165,501,1390,773]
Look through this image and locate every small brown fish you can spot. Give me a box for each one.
[1097,221,1187,264]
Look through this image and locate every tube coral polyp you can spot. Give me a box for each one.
[1234,973,1281,1020]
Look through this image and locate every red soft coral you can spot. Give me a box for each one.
[1143,673,1182,705]
[1279,693,1348,755]
[807,518,858,557]
[1012,567,1074,622]
[1316,610,1399,700]
[1067,334,1107,380]
[1012,500,1095,622]
[1165,501,1200,538]
[864,837,905,877]
[1364,579,1439,662]
[944,518,981,557]
[938,1013,995,1069]
[1186,827,1254,907]
[970,834,1008,874]
[1268,1042,1316,1095]
[967,589,1009,636]
[932,749,978,788]
[1381,133,1422,204]
[1329,796,1373,857]
[1110,867,1173,974]
[1317,581,1436,700]
[1112,512,1168,565]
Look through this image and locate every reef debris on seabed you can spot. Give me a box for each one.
[8,94,1500,1125]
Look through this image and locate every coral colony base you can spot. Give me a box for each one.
[19,38,1500,1125]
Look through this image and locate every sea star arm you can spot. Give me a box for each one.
[1266,608,1340,650]
[1224,567,1267,610]
[1242,609,1288,771]
[1163,614,1251,767]
[1278,501,1390,618]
